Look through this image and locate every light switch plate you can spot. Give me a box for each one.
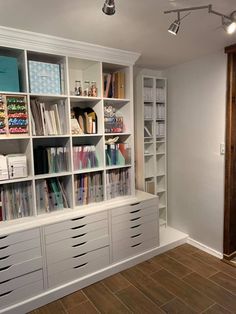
[220,143,225,155]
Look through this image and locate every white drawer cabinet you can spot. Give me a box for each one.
[111,198,157,217]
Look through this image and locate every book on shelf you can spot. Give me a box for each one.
[156,103,165,119]
[0,182,33,221]
[36,178,69,214]
[30,99,66,136]
[156,87,165,103]
[106,168,131,200]
[145,180,155,194]
[74,172,103,206]
[34,146,68,175]
[103,71,125,99]
[71,107,97,134]
[73,145,99,170]
[156,121,165,137]
[144,125,152,137]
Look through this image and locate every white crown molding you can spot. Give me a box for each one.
[0,25,140,66]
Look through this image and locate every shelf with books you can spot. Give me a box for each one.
[30,96,69,136]
[70,99,102,135]
[35,176,71,215]
[105,134,131,167]
[68,58,101,98]
[74,171,104,206]
[72,136,103,172]
[0,176,33,185]
[135,75,167,227]
[102,63,130,100]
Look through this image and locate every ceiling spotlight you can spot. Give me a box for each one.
[223,19,236,34]
[168,20,180,35]
[102,0,115,16]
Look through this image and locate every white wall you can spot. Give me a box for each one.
[165,51,227,253]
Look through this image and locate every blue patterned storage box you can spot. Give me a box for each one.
[0,56,20,92]
[28,60,61,94]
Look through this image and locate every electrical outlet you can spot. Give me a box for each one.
[220,143,225,155]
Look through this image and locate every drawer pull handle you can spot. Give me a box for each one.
[71,216,86,221]
[71,224,86,230]
[130,209,141,214]
[0,265,11,272]
[72,233,86,239]
[0,279,10,285]
[73,252,87,259]
[130,217,141,222]
[0,236,7,240]
[131,243,142,248]
[130,202,140,206]
[0,290,12,298]
[131,224,141,229]
[131,233,142,239]
[0,246,8,251]
[0,255,9,261]
[72,241,87,248]
[74,262,88,269]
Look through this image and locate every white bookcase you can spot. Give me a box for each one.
[0,27,139,223]
[135,75,167,227]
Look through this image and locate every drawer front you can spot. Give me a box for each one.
[0,270,43,295]
[46,236,109,264]
[112,198,158,217]
[0,257,42,282]
[0,247,42,269]
[47,246,109,275]
[45,219,108,245]
[0,238,41,259]
[0,280,43,310]
[112,212,158,233]
[112,206,157,225]
[48,254,109,288]
[112,237,159,262]
[44,211,108,235]
[0,228,40,248]
[112,220,158,242]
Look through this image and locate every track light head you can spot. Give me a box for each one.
[102,0,115,16]
[168,20,180,35]
[223,20,236,34]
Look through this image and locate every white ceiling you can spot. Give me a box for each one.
[0,0,235,68]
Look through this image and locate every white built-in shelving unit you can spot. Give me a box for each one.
[135,75,167,227]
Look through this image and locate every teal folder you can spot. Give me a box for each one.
[0,56,20,92]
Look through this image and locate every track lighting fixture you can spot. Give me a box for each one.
[164,4,236,35]
[102,0,115,16]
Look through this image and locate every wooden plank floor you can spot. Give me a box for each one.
[29,244,236,314]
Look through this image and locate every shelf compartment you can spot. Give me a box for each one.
[105,134,131,167]
[27,51,66,95]
[74,171,104,206]
[143,77,154,102]
[33,137,71,175]
[144,142,154,155]
[144,103,154,120]
[144,155,154,179]
[102,63,130,99]
[156,79,166,103]
[30,96,69,136]
[156,141,165,154]
[72,136,103,171]
[156,154,166,175]
[35,176,71,215]
[0,181,34,221]
[70,99,103,135]
[0,47,27,93]
[104,100,131,134]
[106,167,131,200]
[68,58,101,98]
[145,178,155,194]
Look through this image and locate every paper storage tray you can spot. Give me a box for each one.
[28,60,61,94]
[112,212,158,233]
[112,237,158,262]
[0,280,43,310]
[0,228,40,247]
[45,219,108,245]
[111,198,158,217]
[44,211,108,235]
[48,251,109,288]
[46,235,109,264]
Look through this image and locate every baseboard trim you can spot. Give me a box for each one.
[187,237,223,259]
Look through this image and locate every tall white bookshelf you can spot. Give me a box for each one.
[135,75,167,227]
[0,26,139,224]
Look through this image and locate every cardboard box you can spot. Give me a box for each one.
[7,154,27,179]
[28,60,61,94]
[0,56,20,92]
[0,155,9,181]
